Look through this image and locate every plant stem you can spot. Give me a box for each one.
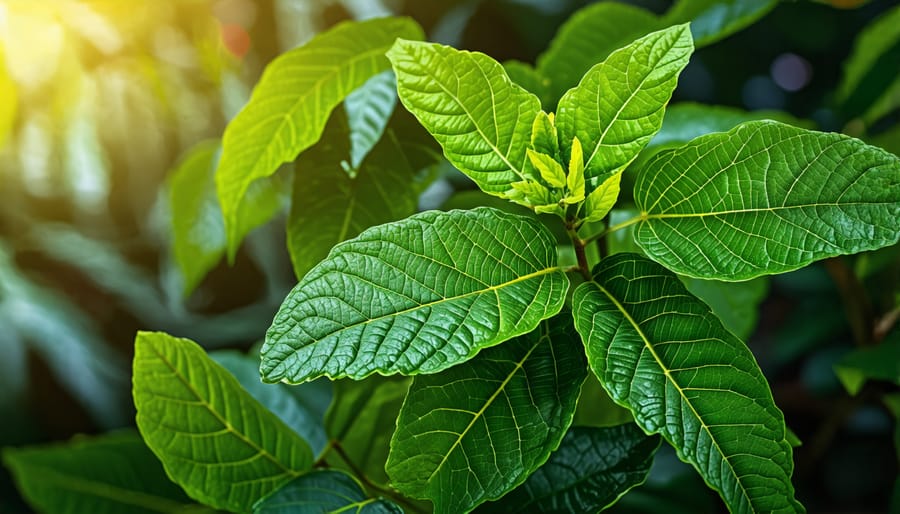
[823,256,874,346]
[328,441,427,514]
[565,223,591,281]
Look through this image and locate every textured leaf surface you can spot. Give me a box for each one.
[133,332,312,513]
[536,2,660,107]
[253,470,401,514]
[634,120,900,280]
[262,207,569,383]
[556,24,693,182]
[572,254,803,514]
[477,424,660,514]
[663,0,777,47]
[216,17,423,256]
[388,39,540,194]
[387,316,587,514]
[345,70,397,171]
[2,431,203,514]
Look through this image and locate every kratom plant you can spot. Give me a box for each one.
[4,2,900,514]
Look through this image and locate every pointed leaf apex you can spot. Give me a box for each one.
[526,148,567,189]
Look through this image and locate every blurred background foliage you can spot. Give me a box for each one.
[0,0,897,512]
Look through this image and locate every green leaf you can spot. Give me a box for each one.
[216,17,424,258]
[530,111,559,159]
[388,39,540,195]
[634,120,900,280]
[508,179,552,207]
[0,47,16,147]
[133,332,312,513]
[572,253,803,514]
[345,71,398,172]
[387,316,587,514]
[476,424,660,514]
[504,60,550,107]
[581,172,622,224]
[210,350,332,455]
[663,0,777,47]
[262,207,569,383]
[556,24,693,183]
[566,136,586,203]
[536,2,660,107]
[838,4,900,119]
[833,336,900,395]
[2,430,205,514]
[287,111,422,279]
[324,377,410,486]
[253,470,401,514]
[527,148,567,188]
[681,277,769,341]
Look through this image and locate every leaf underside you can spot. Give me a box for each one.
[573,253,803,514]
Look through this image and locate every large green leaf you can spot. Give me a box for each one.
[287,112,421,279]
[634,120,900,280]
[681,277,769,341]
[2,431,205,514]
[262,207,569,383]
[387,39,540,195]
[572,254,803,514]
[324,377,410,486]
[663,0,778,47]
[387,316,587,514]
[133,332,312,513]
[556,24,693,183]
[838,4,900,121]
[535,2,660,108]
[253,470,401,514]
[216,17,423,257]
[476,424,660,514]
[345,71,398,171]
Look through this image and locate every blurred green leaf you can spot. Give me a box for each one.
[838,3,900,121]
[681,276,769,340]
[133,332,312,512]
[253,470,401,514]
[345,71,397,172]
[0,48,18,147]
[3,430,206,514]
[503,60,550,107]
[663,0,778,47]
[833,336,900,395]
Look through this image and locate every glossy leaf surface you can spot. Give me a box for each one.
[216,17,423,256]
[387,317,587,514]
[262,207,569,383]
[556,24,693,182]
[477,424,660,514]
[253,470,401,514]
[388,39,540,195]
[573,254,803,514]
[133,332,311,513]
[634,121,900,280]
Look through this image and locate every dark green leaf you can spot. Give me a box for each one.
[635,120,900,280]
[387,316,587,514]
[253,470,401,514]
[133,332,312,513]
[681,277,769,340]
[477,425,660,514]
[262,207,569,383]
[573,254,803,514]
[833,336,900,395]
[663,0,778,47]
[837,4,900,122]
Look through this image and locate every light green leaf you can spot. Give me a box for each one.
[663,0,777,47]
[572,253,803,514]
[476,424,660,514]
[531,111,559,159]
[556,24,693,183]
[681,276,769,340]
[324,377,410,486]
[527,148,567,188]
[345,71,397,172]
[634,120,900,280]
[837,4,900,116]
[133,332,312,513]
[508,179,552,206]
[2,430,206,514]
[536,2,660,107]
[388,39,540,195]
[287,111,422,279]
[262,207,569,383]
[581,172,622,224]
[833,336,900,395]
[504,60,550,107]
[387,316,587,514]
[0,47,16,147]
[253,470,401,514]
[566,136,585,203]
[216,17,424,258]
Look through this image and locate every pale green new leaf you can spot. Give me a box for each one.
[2,430,206,514]
[216,17,424,257]
[133,332,312,513]
[582,172,622,224]
[663,0,778,47]
[572,253,803,514]
[476,424,660,514]
[345,71,397,172]
[387,316,587,514]
[262,207,569,383]
[566,136,585,203]
[634,120,900,280]
[536,2,660,107]
[527,148,567,188]
[253,470,401,514]
[531,111,558,159]
[388,39,540,194]
[556,24,693,182]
